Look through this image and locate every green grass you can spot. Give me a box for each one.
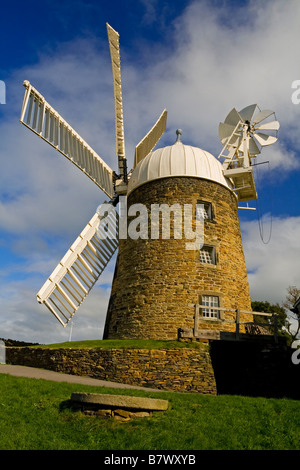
[0,373,299,450]
[33,339,206,350]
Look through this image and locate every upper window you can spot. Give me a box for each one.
[201,295,220,319]
[200,245,216,265]
[196,201,213,221]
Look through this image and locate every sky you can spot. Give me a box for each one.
[1,0,300,344]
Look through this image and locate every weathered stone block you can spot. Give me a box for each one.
[70,392,169,411]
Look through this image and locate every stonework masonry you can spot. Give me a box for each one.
[6,345,217,394]
[104,176,253,340]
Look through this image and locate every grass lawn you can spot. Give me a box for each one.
[0,373,299,450]
[33,339,206,349]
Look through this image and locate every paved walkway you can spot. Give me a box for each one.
[0,364,160,391]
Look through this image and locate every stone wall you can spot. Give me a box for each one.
[6,345,217,395]
[104,176,253,340]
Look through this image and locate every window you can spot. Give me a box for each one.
[197,201,213,221]
[201,295,220,319]
[200,245,216,264]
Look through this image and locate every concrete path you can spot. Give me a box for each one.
[0,364,161,392]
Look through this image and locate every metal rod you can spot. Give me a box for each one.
[238,206,256,211]
[235,308,240,340]
[251,161,269,166]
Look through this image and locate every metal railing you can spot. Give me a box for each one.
[188,304,279,343]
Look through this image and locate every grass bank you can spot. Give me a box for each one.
[33,339,205,349]
[0,373,299,450]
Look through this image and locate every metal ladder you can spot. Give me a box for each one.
[217,120,243,162]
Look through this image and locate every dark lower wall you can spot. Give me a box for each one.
[210,340,299,400]
[6,345,217,395]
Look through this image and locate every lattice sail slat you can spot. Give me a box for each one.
[20,81,114,199]
[106,23,126,171]
[134,109,167,168]
[37,207,119,326]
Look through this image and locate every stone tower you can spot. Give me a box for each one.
[103,134,253,340]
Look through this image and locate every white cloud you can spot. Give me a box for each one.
[259,143,300,172]
[138,0,158,25]
[242,215,300,305]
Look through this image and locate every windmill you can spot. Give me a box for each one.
[218,104,280,202]
[19,23,280,340]
[20,23,167,327]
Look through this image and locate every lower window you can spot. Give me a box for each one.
[201,295,220,319]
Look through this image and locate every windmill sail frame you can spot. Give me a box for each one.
[134,109,167,168]
[106,23,127,182]
[218,104,279,202]
[20,81,115,199]
[37,209,119,327]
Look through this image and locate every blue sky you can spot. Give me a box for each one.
[1,0,300,344]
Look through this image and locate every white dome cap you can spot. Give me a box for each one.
[127,135,233,194]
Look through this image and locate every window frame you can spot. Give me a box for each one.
[196,200,215,222]
[199,244,217,265]
[199,294,221,320]
[198,292,224,321]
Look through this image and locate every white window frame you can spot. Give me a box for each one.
[200,245,216,265]
[201,295,220,319]
[197,201,213,221]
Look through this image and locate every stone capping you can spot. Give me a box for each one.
[71,392,169,411]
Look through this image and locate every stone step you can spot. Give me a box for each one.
[71,392,169,411]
